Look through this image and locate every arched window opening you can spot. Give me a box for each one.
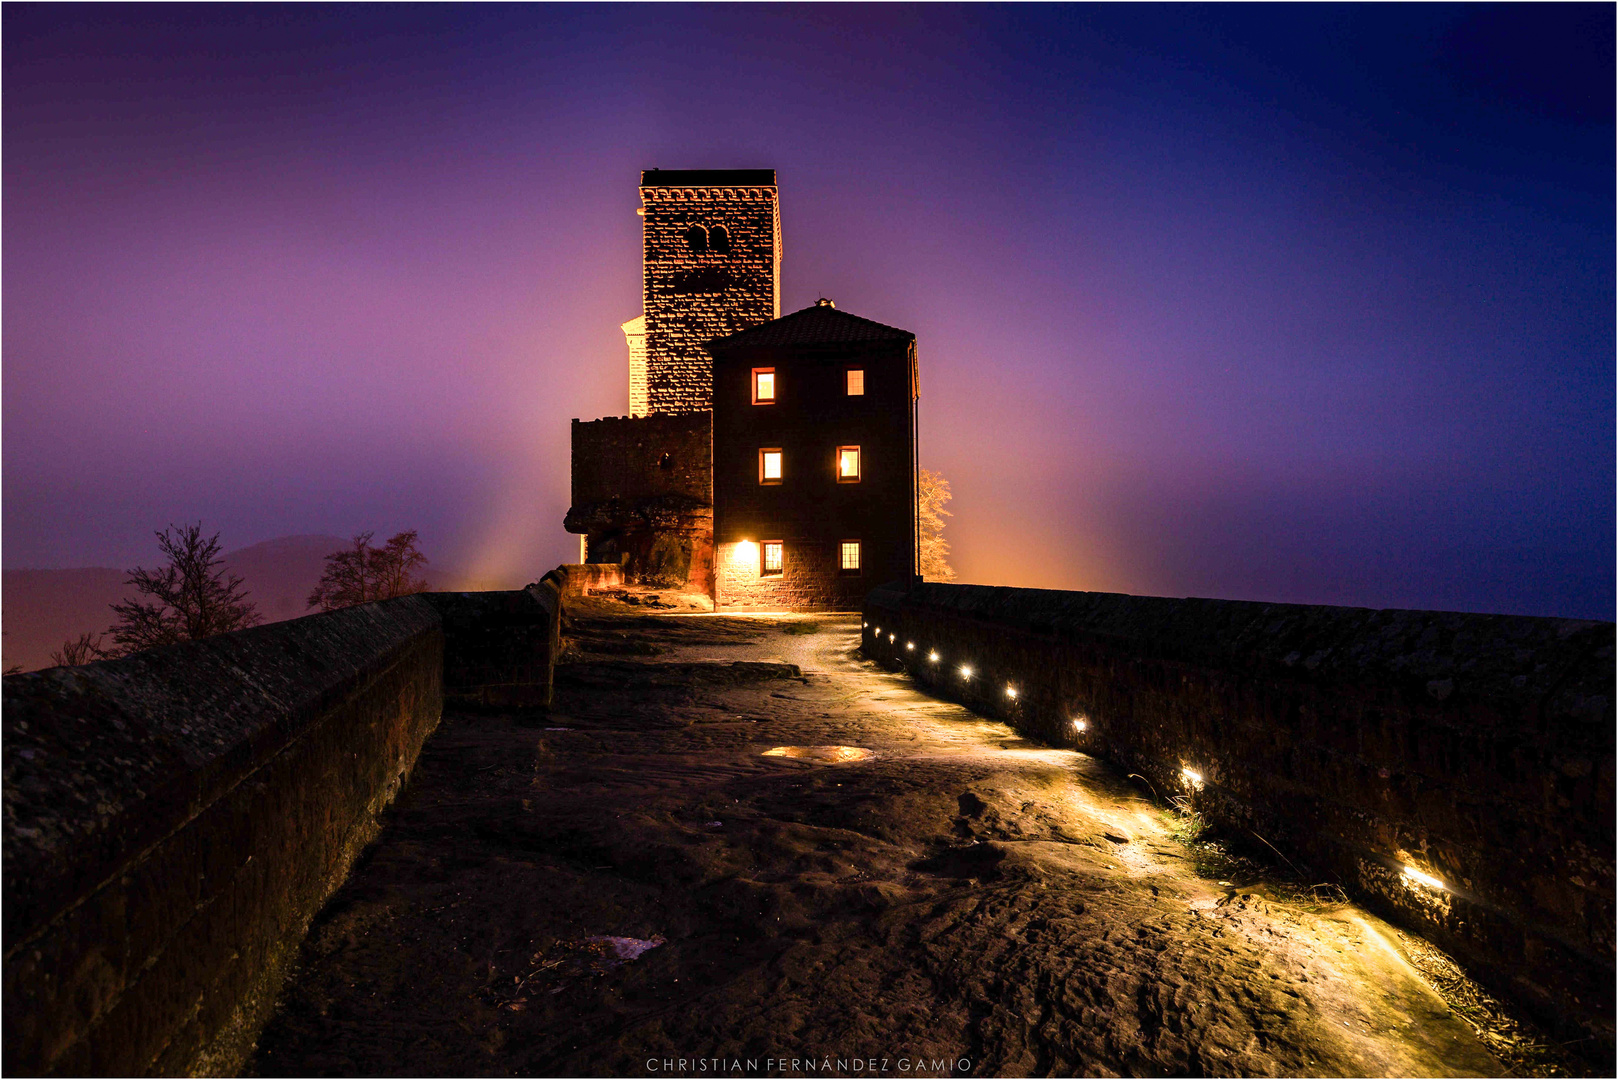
[709,225,731,254]
[686,226,708,253]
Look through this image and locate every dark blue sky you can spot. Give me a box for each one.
[5,4,1612,617]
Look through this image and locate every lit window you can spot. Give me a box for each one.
[752,368,775,404]
[840,540,861,572]
[759,448,782,484]
[762,541,783,577]
[837,446,860,482]
[846,368,865,395]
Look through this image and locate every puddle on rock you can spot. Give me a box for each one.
[761,745,874,764]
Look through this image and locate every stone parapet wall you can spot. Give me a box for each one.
[548,563,625,596]
[2,587,560,1076]
[569,412,712,507]
[863,582,1615,1054]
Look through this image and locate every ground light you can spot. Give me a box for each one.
[928,651,939,662]
[906,642,914,650]
[959,665,973,679]
[1182,766,1204,788]
[1403,865,1445,891]
[1072,718,1087,732]
[1005,685,1018,699]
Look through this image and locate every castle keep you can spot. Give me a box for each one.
[635,169,780,415]
[566,169,916,610]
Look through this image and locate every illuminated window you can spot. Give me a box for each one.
[686,225,708,253]
[759,448,782,484]
[752,368,775,404]
[840,540,861,573]
[837,445,861,482]
[710,225,730,254]
[846,368,864,395]
[761,541,783,577]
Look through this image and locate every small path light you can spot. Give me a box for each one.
[959,665,973,679]
[1403,865,1445,891]
[1181,766,1204,789]
[906,642,915,650]
[888,633,895,643]
[1005,685,1018,700]
[1072,717,1087,733]
[928,651,940,663]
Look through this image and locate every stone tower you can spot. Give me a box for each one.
[628,169,780,416]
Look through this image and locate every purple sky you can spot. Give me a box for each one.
[5,5,1612,618]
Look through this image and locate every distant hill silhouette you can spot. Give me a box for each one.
[3,534,523,673]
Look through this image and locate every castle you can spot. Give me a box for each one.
[565,169,917,610]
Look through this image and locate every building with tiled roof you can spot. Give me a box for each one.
[706,299,917,610]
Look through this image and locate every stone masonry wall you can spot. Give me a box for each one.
[641,183,779,414]
[863,582,1615,1055]
[715,539,868,611]
[570,412,712,507]
[3,587,559,1076]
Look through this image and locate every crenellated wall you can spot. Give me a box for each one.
[863,582,1615,1055]
[565,412,715,593]
[2,584,559,1077]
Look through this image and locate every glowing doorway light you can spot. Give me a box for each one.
[734,540,757,567]
[1403,865,1445,891]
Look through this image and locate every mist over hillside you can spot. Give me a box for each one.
[2,534,530,673]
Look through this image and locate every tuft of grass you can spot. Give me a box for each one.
[1166,794,1210,843]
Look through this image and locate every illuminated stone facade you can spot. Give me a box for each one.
[622,316,648,418]
[638,169,780,415]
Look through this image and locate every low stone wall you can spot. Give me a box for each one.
[864,582,1615,1054]
[426,584,559,710]
[549,562,625,596]
[2,586,559,1077]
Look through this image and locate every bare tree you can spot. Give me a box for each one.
[51,632,107,667]
[107,523,261,656]
[307,530,431,612]
[918,468,957,582]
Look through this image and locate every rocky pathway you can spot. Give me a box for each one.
[248,611,1506,1077]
